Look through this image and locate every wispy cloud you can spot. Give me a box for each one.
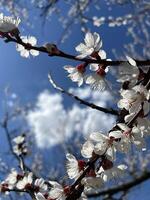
[26,87,115,148]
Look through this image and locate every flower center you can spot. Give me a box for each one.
[63,185,70,195]
[102,159,113,170]
[78,160,86,171]
[96,67,106,76]
[76,64,86,73]
[88,169,96,177]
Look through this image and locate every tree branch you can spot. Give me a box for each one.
[48,73,119,116]
[2,33,150,67]
[88,171,150,198]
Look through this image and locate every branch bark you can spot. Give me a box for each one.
[48,73,119,116]
[88,171,150,198]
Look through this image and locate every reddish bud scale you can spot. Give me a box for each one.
[96,67,106,76]
[34,186,40,193]
[25,43,32,50]
[1,184,8,193]
[44,193,49,199]
[25,183,33,191]
[108,137,115,145]
[44,193,56,200]
[76,64,86,73]
[139,110,145,118]
[87,169,96,177]
[90,51,100,59]
[78,160,86,171]
[17,174,24,180]
[123,129,132,136]
[102,159,113,170]
[63,185,70,195]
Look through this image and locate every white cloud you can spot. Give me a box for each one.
[26,87,116,148]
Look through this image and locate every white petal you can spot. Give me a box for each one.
[117,164,127,171]
[85,75,95,84]
[30,49,39,56]
[84,32,94,47]
[77,78,84,87]
[106,147,116,161]
[75,43,87,53]
[27,173,33,184]
[89,64,99,71]
[16,44,24,52]
[143,101,150,115]
[49,181,63,189]
[16,180,25,189]
[49,187,63,199]
[21,36,28,44]
[93,32,101,47]
[117,123,130,131]
[35,193,46,200]
[64,66,76,73]
[109,131,122,139]
[90,132,108,142]
[20,49,30,58]
[98,50,106,59]
[126,55,137,66]
[28,36,37,46]
[81,141,94,158]
[94,142,107,155]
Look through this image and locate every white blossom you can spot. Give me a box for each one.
[13,135,25,144]
[66,154,81,180]
[82,176,104,190]
[118,85,150,115]
[49,181,66,200]
[16,36,39,58]
[0,13,20,33]
[5,169,18,186]
[34,178,47,192]
[12,135,27,156]
[16,173,33,190]
[64,65,85,86]
[75,32,102,58]
[117,56,139,85]
[85,72,107,91]
[81,132,116,161]
[111,123,146,152]
[35,193,46,200]
[85,50,110,91]
[99,164,127,182]
[93,16,105,27]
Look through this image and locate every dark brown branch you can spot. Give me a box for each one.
[48,73,119,116]
[88,171,150,198]
[59,51,150,66]
[3,33,150,67]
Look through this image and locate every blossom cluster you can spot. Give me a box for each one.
[12,134,28,156]
[0,13,149,200]
[64,32,111,90]
[92,14,133,27]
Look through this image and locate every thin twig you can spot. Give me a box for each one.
[2,33,150,67]
[48,73,119,116]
